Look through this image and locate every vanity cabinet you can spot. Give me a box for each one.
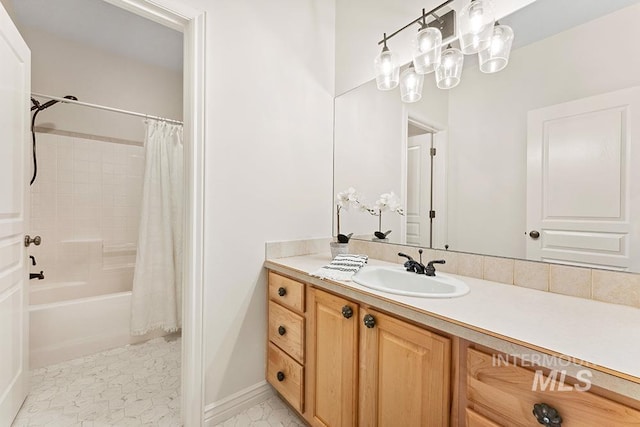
[358,307,451,426]
[465,347,640,426]
[306,287,451,427]
[267,272,306,413]
[306,288,359,426]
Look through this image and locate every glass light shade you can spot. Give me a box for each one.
[412,27,442,74]
[458,0,495,54]
[374,47,400,90]
[435,47,464,89]
[400,65,424,103]
[479,24,514,73]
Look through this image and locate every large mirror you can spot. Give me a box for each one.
[334,0,640,272]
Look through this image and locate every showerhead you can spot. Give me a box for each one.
[32,95,78,112]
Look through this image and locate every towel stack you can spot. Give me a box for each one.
[312,254,368,281]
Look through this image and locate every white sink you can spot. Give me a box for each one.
[352,266,470,298]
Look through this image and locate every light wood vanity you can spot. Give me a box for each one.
[265,262,640,426]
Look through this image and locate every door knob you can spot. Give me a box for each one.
[529,230,540,239]
[24,235,42,247]
[278,326,286,336]
[277,287,286,297]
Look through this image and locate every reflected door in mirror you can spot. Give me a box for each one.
[527,86,640,271]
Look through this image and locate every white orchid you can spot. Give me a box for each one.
[336,187,359,210]
[336,187,365,237]
[374,192,404,215]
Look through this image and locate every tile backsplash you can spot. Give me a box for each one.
[345,240,640,309]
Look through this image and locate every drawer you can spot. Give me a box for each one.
[269,301,304,362]
[269,271,305,313]
[267,342,304,413]
[466,408,500,427]
[467,348,640,426]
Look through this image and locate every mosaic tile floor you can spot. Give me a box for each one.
[214,396,306,427]
[12,335,181,426]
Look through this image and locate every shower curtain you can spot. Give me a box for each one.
[131,119,184,335]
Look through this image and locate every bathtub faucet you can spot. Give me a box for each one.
[30,271,44,280]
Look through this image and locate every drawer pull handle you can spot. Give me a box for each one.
[363,314,376,328]
[278,326,286,336]
[277,287,287,297]
[533,403,562,427]
[341,305,353,319]
[276,371,285,382]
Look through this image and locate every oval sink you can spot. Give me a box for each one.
[352,266,469,298]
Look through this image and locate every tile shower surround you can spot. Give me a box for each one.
[266,238,640,309]
[28,132,144,298]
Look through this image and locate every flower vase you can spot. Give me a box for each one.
[330,242,349,258]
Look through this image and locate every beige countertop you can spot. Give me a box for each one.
[265,253,640,398]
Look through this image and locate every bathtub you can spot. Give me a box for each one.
[29,290,166,368]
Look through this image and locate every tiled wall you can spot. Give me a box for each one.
[347,240,640,310]
[28,132,144,303]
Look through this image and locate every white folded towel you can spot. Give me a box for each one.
[312,254,368,281]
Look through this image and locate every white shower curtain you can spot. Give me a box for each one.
[131,119,184,335]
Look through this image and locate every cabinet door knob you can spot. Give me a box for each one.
[276,371,285,382]
[277,287,286,297]
[533,403,562,426]
[529,230,540,239]
[278,325,286,336]
[363,314,376,328]
[341,305,353,319]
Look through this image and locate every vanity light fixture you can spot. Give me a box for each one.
[374,0,511,99]
[400,62,424,103]
[436,44,464,89]
[412,9,443,74]
[478,22,514,73]
[458,0,495,54]
[374,33,400,90]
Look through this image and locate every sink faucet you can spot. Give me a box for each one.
[398,249,446,276]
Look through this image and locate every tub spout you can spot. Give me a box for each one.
[30,271,44,280]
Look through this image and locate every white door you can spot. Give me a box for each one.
[0,3,31,425]
[527,86,640,270]
[406,133,432,246]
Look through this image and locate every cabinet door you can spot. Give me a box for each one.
[359,308,451,427]
[306,288,358,427]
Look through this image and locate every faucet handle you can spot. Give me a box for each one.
[425,259,446,276]
[398,252,414,261]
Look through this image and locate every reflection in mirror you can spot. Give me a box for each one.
[333,0,640,272]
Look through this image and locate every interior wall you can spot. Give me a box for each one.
[19,26,182,143]
[190,0,336,405]
[446,3,640,259]
[334,0,536,95]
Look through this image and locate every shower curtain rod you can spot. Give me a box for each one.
[31,92,184,125]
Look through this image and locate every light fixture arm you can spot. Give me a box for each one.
[377,0,454,46]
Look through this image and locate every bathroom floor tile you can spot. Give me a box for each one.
[12,335,181,426]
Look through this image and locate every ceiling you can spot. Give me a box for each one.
[12,0,182,71]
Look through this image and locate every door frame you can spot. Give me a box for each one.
[103,1,206,425]
[400,108,448,249]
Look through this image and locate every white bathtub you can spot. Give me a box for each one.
[29,291,166,368]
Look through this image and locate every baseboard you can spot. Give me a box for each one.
[203,381,274,426]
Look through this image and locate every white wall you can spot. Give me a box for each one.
[181,0,336,405]
[446,3,640,258]
[20,26,182,143]
[335,0,535,95]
